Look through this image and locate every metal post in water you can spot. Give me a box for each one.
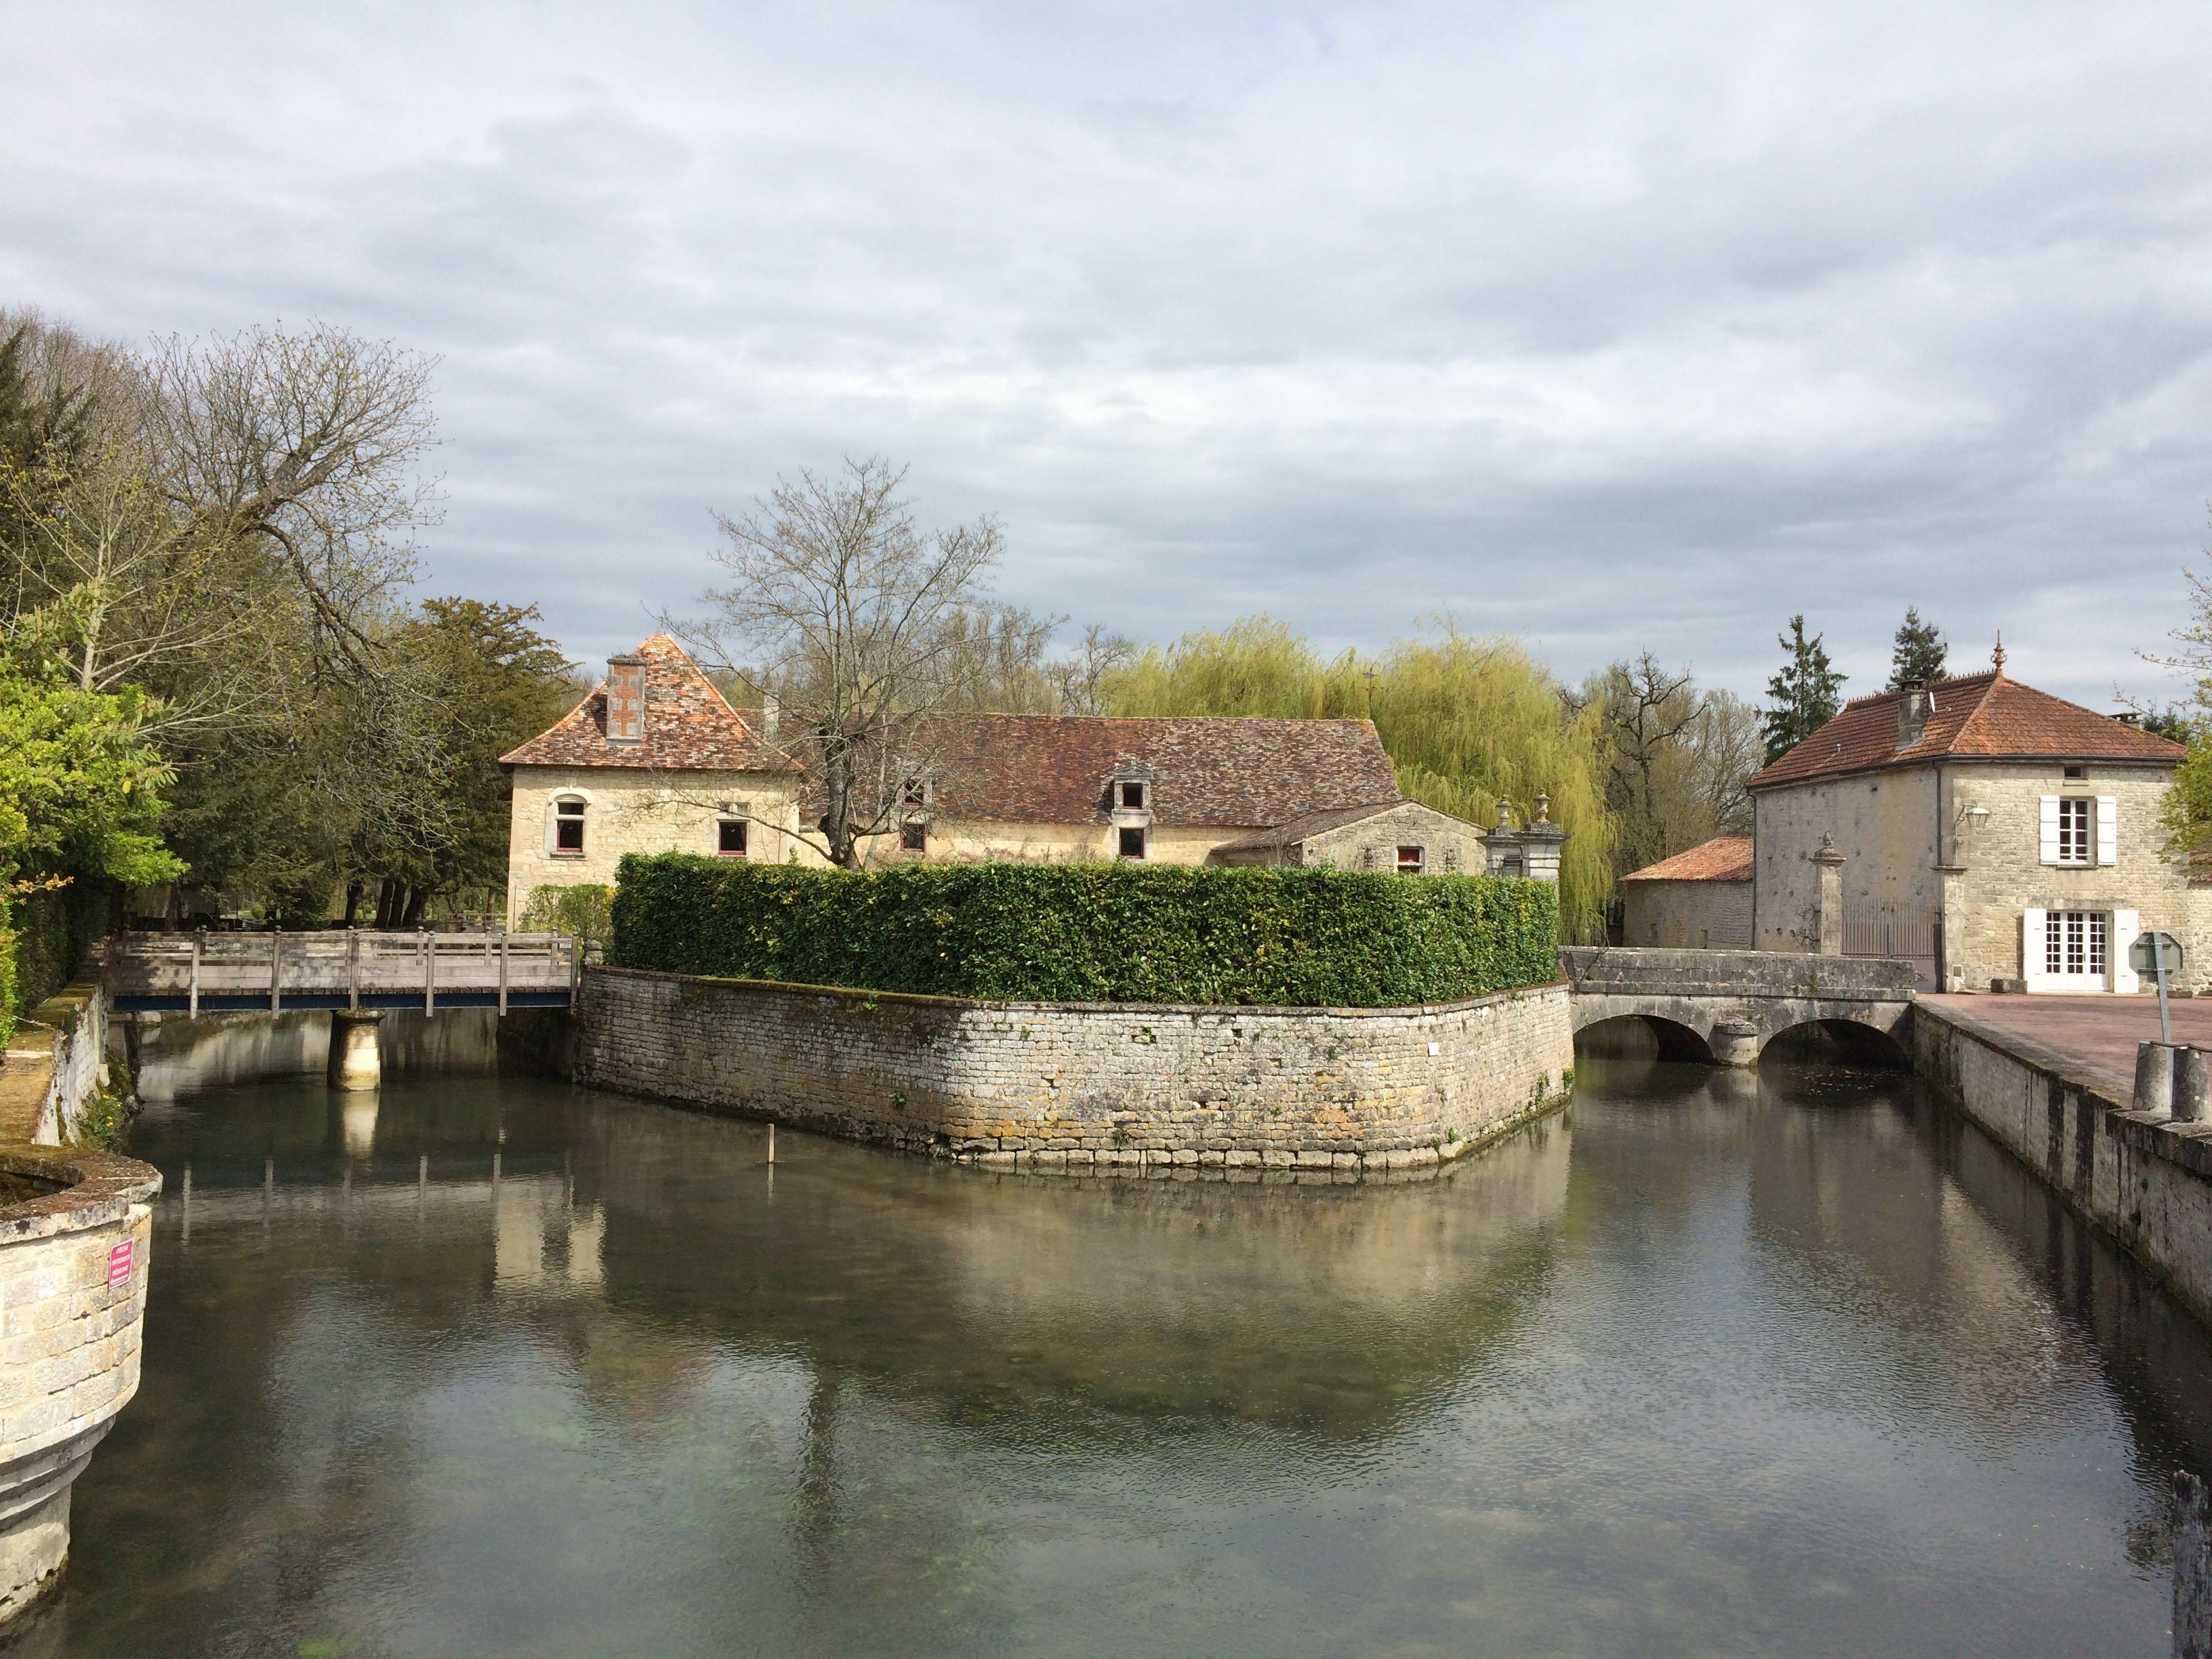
[188,931,202,1019]
[767,1122,775,1165]
[268,932,281,1014]
[2177,1470,2212,1658]
[423,930,434,1017]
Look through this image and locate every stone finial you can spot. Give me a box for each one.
[1534,790,1551,825]
[1496,797,1512,830]
[1811,832,1845,866]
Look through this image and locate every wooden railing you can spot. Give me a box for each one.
[105,930,582,1015]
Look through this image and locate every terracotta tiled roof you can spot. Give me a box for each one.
[1621,836,1754,883]
[1748,671,2184,790]
[922,715,1401,827]
[499,634,800,773]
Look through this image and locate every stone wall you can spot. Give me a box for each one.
[506,765,818,925]
[0,1149,160,1619]
[1942,762,2212,993]
[1296,802,1490,876]
[571,967,1574,1174]
[1621,878,1753,949]
[1912,1000,2212,1327]
[0,981,108,1147]
[1753,769,1942,951]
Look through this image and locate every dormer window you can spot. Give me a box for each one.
[551,796,587,856]
[1118,781,1145,811]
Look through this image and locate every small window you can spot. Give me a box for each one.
[901,820,926,853]
[2064,764,2087,781]
[901,777,928,808]
[1118,826,1146,860]
[554,798,586,855]
[718,819,747,857]
[1119,781,1145,811]
[2057,797,2091,865]
[1396,845,1425,874]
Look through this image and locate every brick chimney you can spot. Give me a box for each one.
[606,654,645,745]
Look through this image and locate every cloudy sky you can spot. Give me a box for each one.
[7,1,2211,706]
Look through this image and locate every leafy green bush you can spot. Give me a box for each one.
[610,856,1559,1007]
[520,882,613,946]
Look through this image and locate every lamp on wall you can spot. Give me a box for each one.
[1954,803,1991,833]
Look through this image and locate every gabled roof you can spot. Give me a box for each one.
[499,634,800,773]
[1210,800,1448,854]
[1621,836,1754,883]
[923,714,1401,827]
[1748,670,2184,790]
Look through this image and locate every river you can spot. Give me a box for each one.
[10,1053,2209,1656]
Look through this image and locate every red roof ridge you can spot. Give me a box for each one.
[1622,836,1754,883]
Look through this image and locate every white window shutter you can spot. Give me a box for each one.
[2096,796,2118,866]
[2039,797,2061,865]
[2112,909,2142,993]
[2022,907,2048,988]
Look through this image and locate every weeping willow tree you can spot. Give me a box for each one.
[1104,617,1616,939]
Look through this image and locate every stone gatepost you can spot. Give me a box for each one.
[1812,836,1846,956]
[1933,864,1967,989]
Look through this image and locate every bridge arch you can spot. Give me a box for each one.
[1759,1017,1912,1070]
[1574,1013,1717,1065]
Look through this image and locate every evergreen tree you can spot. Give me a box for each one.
[1761,615,1847,763]
[1886,607,1948,689]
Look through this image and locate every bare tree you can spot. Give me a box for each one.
[1046,623,1134,715]
[1587,655,1761,877]
[680,457,1007,867]
[143,324,438,668]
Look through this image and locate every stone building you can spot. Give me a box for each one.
[499,634,815,926]
[502,636,1548,920]
[1747,659,2203,992]
[1620,836,1753,948]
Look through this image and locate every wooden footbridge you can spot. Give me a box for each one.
[105,930,581,1015]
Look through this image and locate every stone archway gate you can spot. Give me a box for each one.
[1559,947,1918,1065]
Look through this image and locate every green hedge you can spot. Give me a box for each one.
[609,855,1559,1007]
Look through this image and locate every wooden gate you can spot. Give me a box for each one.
[1842,903,1942,989]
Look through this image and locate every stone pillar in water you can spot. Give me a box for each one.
[326,1010,384,1092]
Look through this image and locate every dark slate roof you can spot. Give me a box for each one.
[1748,670,2184,790]
[922,715,1401,827]
[1621,836,1754,883]
[499,634,800,773]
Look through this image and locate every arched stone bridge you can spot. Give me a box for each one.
[1559,947,1918,1065]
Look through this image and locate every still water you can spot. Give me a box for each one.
[13,1056,2212,1657]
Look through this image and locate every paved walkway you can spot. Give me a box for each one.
[1921,993,2212,1086]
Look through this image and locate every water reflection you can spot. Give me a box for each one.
[18,1061,2212,1657]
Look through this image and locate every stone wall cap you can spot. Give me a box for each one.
[592,963,1566,1019]
[0,1148,162,1244]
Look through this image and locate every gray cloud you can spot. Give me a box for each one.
[7,0,2212,705]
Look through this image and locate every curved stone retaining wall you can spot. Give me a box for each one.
[573,966,1574,1174]
[0,1148,160,1620]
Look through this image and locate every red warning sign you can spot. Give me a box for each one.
[107,1240,132,1288]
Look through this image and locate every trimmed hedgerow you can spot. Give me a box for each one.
[609,855,1559,1008]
